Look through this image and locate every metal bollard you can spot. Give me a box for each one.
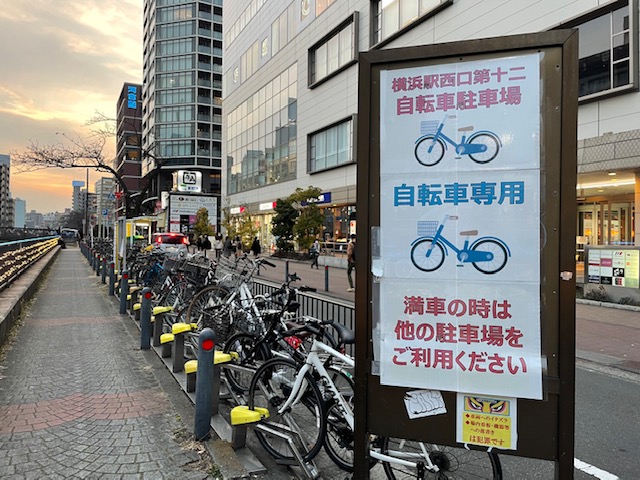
[108,262,115,296]
[140,288,152,350]
[325,265,329,291]
[119,270,129,314]
[95,254,101,275]
[101,258,107,284]
[194,328,216,441]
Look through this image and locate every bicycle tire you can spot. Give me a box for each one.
[247,357,326,462]
[468,132,500,164]
[184,285,231,340]
[415,136,446,167]
[411,239,445,272]
[381,437,502,479]
[471,239,508,274]
[223,332,271,394]
[323,368,357,472]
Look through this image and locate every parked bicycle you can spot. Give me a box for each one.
[411,216,510,274]
[246,318,502,478]
[414,114,501,167]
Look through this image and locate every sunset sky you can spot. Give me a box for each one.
[0,0,142,213]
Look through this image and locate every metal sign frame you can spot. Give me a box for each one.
[354,30,577,478]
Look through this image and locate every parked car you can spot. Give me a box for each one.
[151,232,189,253]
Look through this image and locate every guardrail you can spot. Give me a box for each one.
[0,236,61,292]
[252,279,355,354]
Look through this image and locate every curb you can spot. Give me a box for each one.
[576,297,640,312]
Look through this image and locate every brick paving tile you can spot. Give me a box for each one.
[0,250,210,479]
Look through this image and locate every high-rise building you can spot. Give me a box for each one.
[13,198,26,228]
[95,177,116,237]
[116,83,143,204]
[0,154,13,228]
[223,0,640,250]
[71,180,85,212]
[141,0,223,226]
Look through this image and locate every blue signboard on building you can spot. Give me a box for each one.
[127,85,137,109]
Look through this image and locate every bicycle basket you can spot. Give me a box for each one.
[417,220,439,236]
[420,120,440,136]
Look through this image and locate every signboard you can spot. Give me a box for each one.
[587,248,640,288]
[173,170,203,193]
[354,31,578,473]
[378,53,542,400]
[168,194,217,233]
[127,85,138,109]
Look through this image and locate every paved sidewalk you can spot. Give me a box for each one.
[0,249,212,479]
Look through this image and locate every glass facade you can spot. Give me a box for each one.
[309,17,356,85]
[309,118,353,172]
[226,64,297,194]
[373,0,449,44]
[577,3,633,97]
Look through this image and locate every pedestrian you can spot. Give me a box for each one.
[195,235,203,252]
[235,236,243,258]
[310,238,320,269]
[223,236,233,258]
[347,234,356,292]
[215,235,223,259]
[251,237,261,257]
[202,235,212,257]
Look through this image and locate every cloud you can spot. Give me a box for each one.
[0,0,142,213]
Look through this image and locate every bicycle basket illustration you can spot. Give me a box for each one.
[420,120,440,136]
[417,221,439,237]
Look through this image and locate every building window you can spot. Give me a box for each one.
[561,0,637,99]
[309,117,354,173]
[309,14,358,87]
[372,0,450,45]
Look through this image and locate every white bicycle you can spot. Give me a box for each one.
[247,318,502,478]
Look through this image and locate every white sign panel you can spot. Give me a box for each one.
[168,194,217,233]
[174,170,203,193]
[378,53,542,399]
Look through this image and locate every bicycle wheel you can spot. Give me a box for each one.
[223,332,271,394]
[164,281,194,322]
[381,437,502,479]
[247,357,326,462]
[415,136,446,166]
[411,239,445,272]
[471,239,508,274]
[468,132,500,164]
[184,285,232,340]
[323,368,357,472]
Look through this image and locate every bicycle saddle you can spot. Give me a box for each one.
[458,125,474,132]
[460,229,478,236]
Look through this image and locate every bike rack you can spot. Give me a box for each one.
[253,422,320,480]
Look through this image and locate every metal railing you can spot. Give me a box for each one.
[253,279,356,355]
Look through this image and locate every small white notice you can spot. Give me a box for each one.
[403,389,446,419]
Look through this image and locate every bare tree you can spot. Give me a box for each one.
[11,112,164,219]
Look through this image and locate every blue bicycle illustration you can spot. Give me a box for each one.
[414,114,502,167]
[410,216,510,274]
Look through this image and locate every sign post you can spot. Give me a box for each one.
[355,31,578,478]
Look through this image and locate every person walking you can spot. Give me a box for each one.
[234,236,243,258]
[310,238,320,269]
[251,237,261,257]
[214,235,223,259]
[202,235,212,257]
[346,234,356,292]
[223,236,233,258]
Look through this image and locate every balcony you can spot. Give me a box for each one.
[197,78,212,87]
[197,114,211,122]
[197,96,211,104]
[197,131,211,139]
[198,45,212,54]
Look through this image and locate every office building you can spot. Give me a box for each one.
[13,198,26,228]
[71,180,85,212]
[95,177,116,237]
[116,82,143,214]
[0,154,13,228]
[141,0,223,227]
[222,0,640,249]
